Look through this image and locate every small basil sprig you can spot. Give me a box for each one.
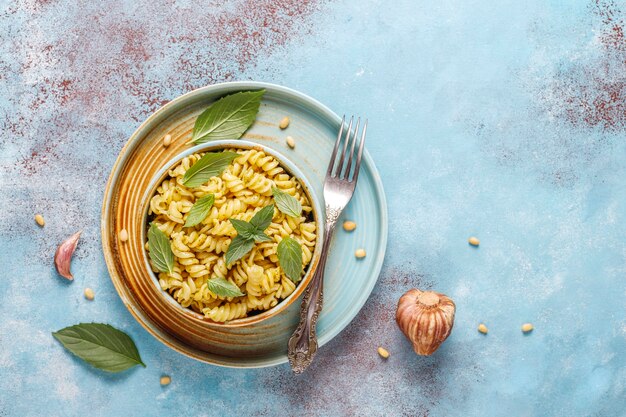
[52,323,145,373]
[225,205,274,265]
[277,237,303,283]
[206,277,245,297]
[148,223,174,274]
[182,151,239,187]
[272,187,302,218]
[190,90,265,144]
[184,194,215,227]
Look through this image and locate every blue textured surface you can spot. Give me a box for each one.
[1,0,625,416]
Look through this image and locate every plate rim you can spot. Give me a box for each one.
[101,81,388,368]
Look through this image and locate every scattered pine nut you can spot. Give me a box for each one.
[84,288,95,300]
[468,236,480,246]
[343,221,356,232]
[160,375,171,386]
[286,136,295,148]
[279,116,290,129]
[478,323,488,334]
[377,347,389,359]
[163,134,172,147]
[119,229,129,242]
[34,214,45,227]
[521,323,534,333]
[355,248,366,258]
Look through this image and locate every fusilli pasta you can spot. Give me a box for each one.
[148,149,317,322]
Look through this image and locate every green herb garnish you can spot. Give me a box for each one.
[148,223,174,274]
[184,194,215,227]
[190,90,265,144]
[224,235,256,265]
[272,187,302,218]
[277,237,303,282]
[182,151,239,187]
[206,277,245,297]
[225,205,275,264]
[52,323,145,373]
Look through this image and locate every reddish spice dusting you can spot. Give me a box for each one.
[548,0,626,131]
[13,0,324,176]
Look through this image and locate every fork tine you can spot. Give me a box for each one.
[334,116,353,177]
[351,119,367,183]
[344,117,360,180]
[327,115,345,177]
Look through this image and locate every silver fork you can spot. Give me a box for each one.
[288,115,367,374]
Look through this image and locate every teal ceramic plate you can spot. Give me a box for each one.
[102,81,387,367]
[235,82,388,355]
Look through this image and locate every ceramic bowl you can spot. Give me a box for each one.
[141,140,322,326]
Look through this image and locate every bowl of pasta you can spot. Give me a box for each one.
[143,140,321,326]
[102,81,387,367]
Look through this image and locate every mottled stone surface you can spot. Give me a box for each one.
[1,0,625,415]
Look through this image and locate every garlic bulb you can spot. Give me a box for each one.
[396,289,456,355]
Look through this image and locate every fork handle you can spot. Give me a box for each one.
[287,219,337,373]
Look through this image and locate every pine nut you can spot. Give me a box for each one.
[286,136,295,148]
[163,134,172,147]
[160,375,171,386]
[119,229,129,242]
[377,347,389,359]
[279,116,290,129]
[468,236,480,246]
[355,248,366,258]
[343,221,356,232]
[84,288,95,300]
[35,214,45,227]
[521,323,534,333]
[478,323,488,334]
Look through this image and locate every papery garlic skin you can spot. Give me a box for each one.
[396,289,455,355]
[54,231,82,280]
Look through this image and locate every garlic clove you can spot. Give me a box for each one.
[54,231,82,280]
[396,289,456,356]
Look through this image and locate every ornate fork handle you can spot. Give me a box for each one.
[287,210,339,373]
[287,115,366,373]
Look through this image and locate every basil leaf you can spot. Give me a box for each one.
[229,218,258,240]
[254,232,273,242]
[182,151,239,188]
[206,277,245,297]
[184,194,215,227]
[148,223,174,274]
[272,187,302,218]
[277,237,303,283]
[249,204,274,231]
[52,323,145,373]
[225,234,255,265]
[191,90,265,144]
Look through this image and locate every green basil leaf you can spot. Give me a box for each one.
[52,323,145,373]
[225,234,255,265]
[229,218,258,240]
[184,194,215,227]
[148,223,174,274]
[253,232,273,242]
[190,90,265,144]
[206,277,245,297]
[272,187,302,218]
[182,151,239,188]
[249,204,274,231]
[277,237,303,283]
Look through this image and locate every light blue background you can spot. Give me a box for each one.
[1,0,625,416]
